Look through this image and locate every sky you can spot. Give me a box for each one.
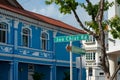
[17,0,97,29]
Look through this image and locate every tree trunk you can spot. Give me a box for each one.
[71,0,119,80]
[105,73,111,80]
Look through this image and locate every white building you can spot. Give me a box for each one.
[82,35,106,80]
[107,0,120,80]
[83,0,120,80]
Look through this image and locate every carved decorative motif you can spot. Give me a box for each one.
[17,48,53,59]
[0,45,13,53]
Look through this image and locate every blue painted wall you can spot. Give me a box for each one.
[35,65,50,80]
[31,25,41,49]
[0,61,10,80]
[0,15,86,80]
[18,63,28,80]
[82,68,86,80]
[56,66,70,80]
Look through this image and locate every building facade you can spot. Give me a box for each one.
[0,0,86,80]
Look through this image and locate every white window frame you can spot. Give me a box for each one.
[22,28,31,47]
[86,35,95,43]
[41,31,49,51]
[86,52,95,61]
[0,22,8,43]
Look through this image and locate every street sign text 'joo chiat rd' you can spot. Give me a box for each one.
[54,34,89,43]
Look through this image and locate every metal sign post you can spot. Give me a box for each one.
[70,41,72,80]
[80,55,82,80]
[66,41,73,80]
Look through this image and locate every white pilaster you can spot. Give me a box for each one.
[86,69,88,80]
[14,20,19,50]
[95,52,99,66]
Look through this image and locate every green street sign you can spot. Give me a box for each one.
[54,34,89,42]
[72,46,86,55]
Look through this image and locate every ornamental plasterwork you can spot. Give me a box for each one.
[0,46,13,53]
[42,29,48,33]
[53,31,57,38]
[18,48,52,58]
[39,52,51,58]
[0,16,10,23]
[32,52,39,56]
[34,25,38,30]
[19,49,30,55]
[43,53,48,57]
[14,20,19,28]
[32,51,52,58]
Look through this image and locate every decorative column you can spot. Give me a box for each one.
[50,31,57,80]
[9,62,13,80]
[9,60,19,80]
[13,60,19,80]
[50,65,56,80]
[86,68,89,80]
[13,20,19,50]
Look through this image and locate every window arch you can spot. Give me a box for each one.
[0,22,8,43]
[41,32,48,50]
[22,28,30,47]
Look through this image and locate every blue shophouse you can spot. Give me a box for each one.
[0,0,86,80]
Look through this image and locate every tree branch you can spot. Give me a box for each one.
[96,0,104,22]
[86,0,91,4]
[86,0,96,21]
[110,64,120,80]
[71,9,99,38]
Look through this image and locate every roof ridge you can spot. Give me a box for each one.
[0,0,24,9]
[27,10,84,31]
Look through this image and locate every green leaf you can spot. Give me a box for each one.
[108,16,120,39]
[116,0,120,5]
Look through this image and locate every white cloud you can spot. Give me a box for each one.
[32,4,63,19]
